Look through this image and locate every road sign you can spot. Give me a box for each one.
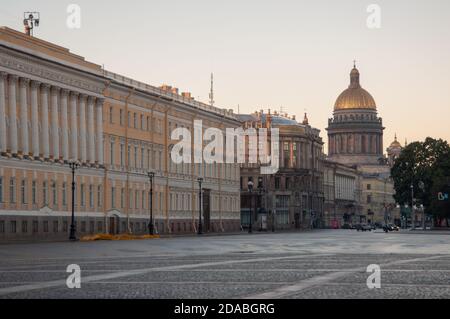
[438,192,449,201]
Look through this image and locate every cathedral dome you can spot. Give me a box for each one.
[334,65,377,111]
[389,134,402,149]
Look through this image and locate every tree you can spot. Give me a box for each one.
[391,137,450,218]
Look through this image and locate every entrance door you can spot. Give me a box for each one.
[203,189,211,232]
[109,216,119,235]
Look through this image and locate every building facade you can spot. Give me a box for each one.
[239,110,324,230]
[323,160,362,228]
[0,27,241,241]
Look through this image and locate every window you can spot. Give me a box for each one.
[133,113,137,128]
[32,180,37,205]
[97,185,102,208]
[53,221,59,233]
[89,185,94,208]
[10,221,16,233]
[0,221,4,233]
[80,184,85,207]
[120,144,124,166]
[21,179,27,204]
[134,146,138,168]
[81,221,86,233]
[22,220,27,233]
[285,177,290,190]
[0,177,3,202]
[135,190,139,209]
[42,181,48,205]
[62,183,67,206]
[32,220,38,233]
[52,181,57,206]
[9,178,16,203]
[367,195,372,204]
[110,142,115,166]
[142,190,145,210]
[89,221,94,234]
[275,177,280,190]
[146,116,150,131]
[109,106,113,124]
[120,109,124,126]
[140,114,144,130]
[367,184,371,190]
[43,221,49,233]
[121,188,125,209]
[141,147,144,169]
[128,146,131,167]
[97,221,103,232]
[111,187,116,208]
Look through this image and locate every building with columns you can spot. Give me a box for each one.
[325,64,399,225]
[238,110,324,230]
[0,27,241,240]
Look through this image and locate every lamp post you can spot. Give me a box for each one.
[411,183,415,229]
[248,180,254,233]
[68,160,80,241]
[198,177,203,235]
[147,172,155,235]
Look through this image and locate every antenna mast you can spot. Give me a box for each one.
[209,73,215,106]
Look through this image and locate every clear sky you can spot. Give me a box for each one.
[2,0,450,153]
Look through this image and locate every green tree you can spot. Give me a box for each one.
[391,137,450,218]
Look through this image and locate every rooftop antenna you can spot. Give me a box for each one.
[209,73,215,106]
[23,12,40,36]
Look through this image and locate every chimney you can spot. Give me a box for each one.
[181,92,192,99]
[160,84,172,92]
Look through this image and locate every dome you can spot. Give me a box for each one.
[389,134,402,149]
[334,66,377,111]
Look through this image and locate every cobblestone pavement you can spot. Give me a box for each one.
[0,229,449,299]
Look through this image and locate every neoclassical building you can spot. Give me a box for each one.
[238,110,324,230]
[325,64,399,224]
[0,27,241,240]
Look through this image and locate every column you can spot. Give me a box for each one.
[40,84,50,159]
[30,81,40,159]
[87,96,96,164]
[70,92,79,160]
[51,87,60,161]
[96,98,104,165]
[60,89,69,162]
[0,72,7,154]
[79,94,87,163]
[19,78,30,157]
[8,75,18,155]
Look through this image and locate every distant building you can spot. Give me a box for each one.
[325,64,399,224]
[323,160,362,228]
[238,110,324,230]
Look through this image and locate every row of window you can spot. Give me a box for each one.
[0,177,102,208]
[0,220,103,234]
[110,107,163,134]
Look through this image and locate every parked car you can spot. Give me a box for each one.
[342,224,352,229]
[389,224,400,231]
[356,224,372,232]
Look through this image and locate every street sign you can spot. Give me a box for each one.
[438,192,449,201]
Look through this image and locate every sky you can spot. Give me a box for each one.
[2,0,450,153]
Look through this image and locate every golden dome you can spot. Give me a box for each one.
[389,134,402,148]
[334,66,377,111]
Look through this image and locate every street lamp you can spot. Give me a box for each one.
[198,177,203,235]
[410,183,415,229]
[147,172,155,235]
[248,180,254,233]
[68,159,80,241]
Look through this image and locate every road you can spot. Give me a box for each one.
[0,229,449,299]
